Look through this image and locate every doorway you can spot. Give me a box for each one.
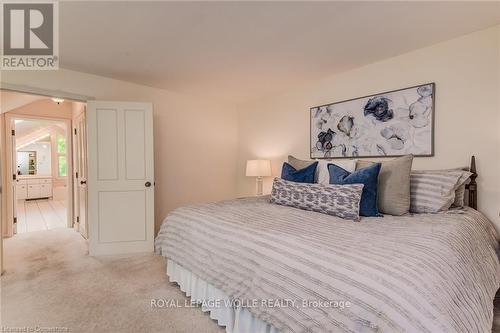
[13,117,69,234]
[1,90,88,242]
[72,104,88,239]
[1,87,154,265]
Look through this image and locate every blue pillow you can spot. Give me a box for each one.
[328,163,381,217]
[281,162,318,183]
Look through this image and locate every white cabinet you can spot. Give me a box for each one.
[40,184,52,197]
[27,184,42,198]
[17,177,53,200]
[16,183,28,200]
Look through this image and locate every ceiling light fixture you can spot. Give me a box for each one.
[51,97,65,104]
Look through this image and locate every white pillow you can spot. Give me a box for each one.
[317,159,355,185]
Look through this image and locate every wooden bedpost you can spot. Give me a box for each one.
[468,155,477,210]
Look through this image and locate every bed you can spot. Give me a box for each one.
[155,157,499,333]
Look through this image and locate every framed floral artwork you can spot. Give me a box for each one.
[310,83,435,159]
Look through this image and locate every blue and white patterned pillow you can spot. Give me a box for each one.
[270,177,364,221]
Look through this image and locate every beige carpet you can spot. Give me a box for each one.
[1,228,225,333]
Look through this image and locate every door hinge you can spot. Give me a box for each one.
[76,216,80,223]
[11,129,15,136]
[12,174,16,180]
[74,128,77,135]
[75,171,78,179]
[13,217,17,224]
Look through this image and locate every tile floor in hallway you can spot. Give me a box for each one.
[16,199,67,233]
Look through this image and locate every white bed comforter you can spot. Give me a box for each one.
[155,197,500,333]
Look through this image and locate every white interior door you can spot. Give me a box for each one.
[73,110,88,239]
[87,101,154,255]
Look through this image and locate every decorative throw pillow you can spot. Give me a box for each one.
[287,155,316,171]
[281,162,318,183]
[317,160,355,185]
[288,155,355,184]
[453,184,467,207]
[409,169,472,213]
[447,169,471,207]
[356,155,413,216]
[270,177,364,221]
[410,167,470,207]
[328,163,381,217]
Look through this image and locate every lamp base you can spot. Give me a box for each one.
[255,176,263,196]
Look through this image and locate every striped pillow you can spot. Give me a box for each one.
[453,184,467,207]
[410,170,472,213]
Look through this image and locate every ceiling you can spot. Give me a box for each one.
[14,119,65,148]
[58,1,500,104]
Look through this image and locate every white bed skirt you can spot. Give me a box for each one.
[166,259,280,333]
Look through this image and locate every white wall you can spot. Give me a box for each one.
[1,69,239,234]
[237,25,500,232]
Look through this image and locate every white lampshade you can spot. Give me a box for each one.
[246,159,271,177]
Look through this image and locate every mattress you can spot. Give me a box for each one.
[155,196,500,333]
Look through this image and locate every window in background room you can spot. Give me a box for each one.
[57,134,67,177]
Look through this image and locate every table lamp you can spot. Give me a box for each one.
[246,159,271,195]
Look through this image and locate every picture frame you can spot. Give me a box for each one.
[310,83,435,159]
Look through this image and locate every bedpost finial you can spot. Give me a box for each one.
[470,155,477,175]
[468,155,478,210]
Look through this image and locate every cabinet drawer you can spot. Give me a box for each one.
[17,179,28,185]
[39,179,52,184]
[40,184,52,197]
[16,184,28,200]
[27,184,41,199]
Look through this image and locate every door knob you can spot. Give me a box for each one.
[80,180,86,185]
[145,181,152,187]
